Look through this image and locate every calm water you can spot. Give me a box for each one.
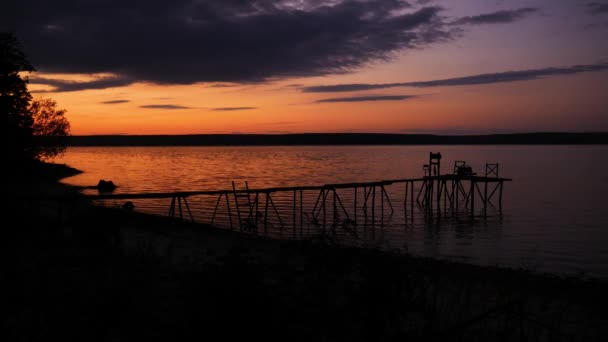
[56,145,608,279]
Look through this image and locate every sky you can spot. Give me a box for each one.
[3,0,608,135]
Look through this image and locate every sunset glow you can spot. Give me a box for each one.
[5,0,608,135]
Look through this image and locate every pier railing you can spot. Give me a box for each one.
[57,174,510,240]
[26,150,511,242]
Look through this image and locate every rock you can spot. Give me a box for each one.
[97,179,117,192]
[122,201,135,211]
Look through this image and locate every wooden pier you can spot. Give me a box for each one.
[74,153,511,239]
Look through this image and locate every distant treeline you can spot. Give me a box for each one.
[66,132,608,146]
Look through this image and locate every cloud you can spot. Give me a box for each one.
[265,121,297,126]
[316,95,416,103]
[305,83,399,93]
[451,8,538,25]
[100,100,130,104]
[4,0,451,84]
[207,83,239,88]
[587,2,608,15]
[403,63,608,86]
[302,62,608,92]
[140,104,191,110]
[211,107,257,111]
[30,75,133,92]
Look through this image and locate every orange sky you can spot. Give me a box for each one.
[29,69,608,135]
[16,0,608,135]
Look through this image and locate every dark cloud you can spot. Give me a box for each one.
[302,62,608,92]
[316,95,415,103]
[451,8,538,25]
[587,2,608,15]
[140,104,191,110]
[282,84,305,89]
[30,75,133,92]
[585,21,608,29]
[211,107,257,111]
[403,63,608,86]
[100,100,130,104]
[3,0,450,85]
[207,83,239,88]
[305,83,398,92]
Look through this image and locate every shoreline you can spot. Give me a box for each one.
[6,161,607,340]
[65,132,608,146]
[44,162,604,282]
[19,161,608,285]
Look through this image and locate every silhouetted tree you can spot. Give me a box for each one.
[30,98,71,160]
[1,32,71,165]
[1,31,35,164]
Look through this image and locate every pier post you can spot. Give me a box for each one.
[254,192,260,231]
[371,186,376,224]
[362,186,367,220]
[334,191,351,222]
[333,189,337,228]
[323,189,327,228]
[499,181,504,211]
[442,180,447,213]
[268,193,283,229]
[404,182,408,218]
[354,187,358,225]
[178,196,183,220]
[183,196,194,222]
[380,186,384,224]
[470,180,475,217]
[168,196,175,218]
[436,178,441,214]
[211,194,222,225]
[226,194,233,229]
[426,179,430,209]
[264,192,269,235]
[454,180,459,210]
[484,181,488,217]
[410,181,414,222]
[364,186,370,223]
[416,179,426,202]
[382,185,393,214]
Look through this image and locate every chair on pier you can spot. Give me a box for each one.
[232,181,256,231]
[423,164,430,177]
[454,161,466,174]
[429,152,441,176]
[454,160,475,176]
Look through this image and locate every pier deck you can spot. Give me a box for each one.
[39,153,512,239]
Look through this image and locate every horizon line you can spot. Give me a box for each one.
[68,131,608,137]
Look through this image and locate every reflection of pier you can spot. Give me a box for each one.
[82,153,511,238]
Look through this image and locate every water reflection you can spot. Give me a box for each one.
[56,145,608,278]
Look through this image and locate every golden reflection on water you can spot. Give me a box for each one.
[56,145,608,278]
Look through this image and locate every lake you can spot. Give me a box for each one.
[55,145,608,279]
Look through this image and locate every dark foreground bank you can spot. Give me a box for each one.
[3,162,607,341]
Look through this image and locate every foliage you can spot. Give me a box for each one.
[30,98,71,160]
[1,31,70,163]
[1,31,35,163]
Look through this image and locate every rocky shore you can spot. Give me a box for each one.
[3,162,607,341]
